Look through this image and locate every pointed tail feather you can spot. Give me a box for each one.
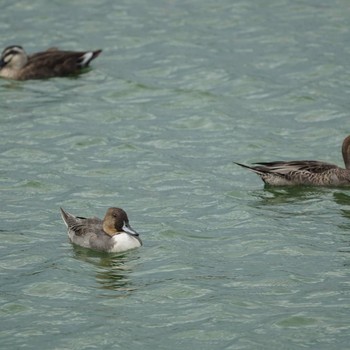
[60,207,77,228]
[234,162,253,170]
[234,162,265,174]
[79,49,102,67]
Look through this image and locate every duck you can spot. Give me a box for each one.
[60,207,142,253]
[0,45,102,80]
[235,135,350,186]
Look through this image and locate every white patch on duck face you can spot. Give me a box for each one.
[3,47,24,60]
[3,54,12,63]
[3,53,14,63]
[1,47,27,70]
[109,233,141,253]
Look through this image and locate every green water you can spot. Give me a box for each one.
[1,0,350,349]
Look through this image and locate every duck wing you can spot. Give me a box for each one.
[253,160,338,174]
[22,49,102,79]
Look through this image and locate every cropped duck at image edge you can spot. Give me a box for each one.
[0,45,101,80]
[235,135,350,186]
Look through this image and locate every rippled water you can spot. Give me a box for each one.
[1,0,350,349]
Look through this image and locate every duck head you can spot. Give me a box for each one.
[102,207,139,237]
[0,45,28,70]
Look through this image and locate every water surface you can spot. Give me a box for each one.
[1,0,350,349]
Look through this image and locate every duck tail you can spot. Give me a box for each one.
[79,49,102,67]
[234,162,266,175]
[60,207,76,228]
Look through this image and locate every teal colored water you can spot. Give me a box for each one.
[1,0,350,349]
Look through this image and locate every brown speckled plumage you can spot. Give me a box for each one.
[235,135,350,186]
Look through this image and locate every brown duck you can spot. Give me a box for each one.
[60,207,142,253]
[235,135,350,186]
[0,45,102,80]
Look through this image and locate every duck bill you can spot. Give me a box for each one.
[122,221,139,237]
[0,59,5,69]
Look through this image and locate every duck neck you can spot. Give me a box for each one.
[102,222,117,236]
[342,136,350,169]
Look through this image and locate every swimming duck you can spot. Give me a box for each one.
[0,45,102,80]
[60,207,142,253]
[235,135,350,186]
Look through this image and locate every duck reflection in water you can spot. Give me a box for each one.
[249,186,328,207]
[72,245,141,294]
[333,192,350,229]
